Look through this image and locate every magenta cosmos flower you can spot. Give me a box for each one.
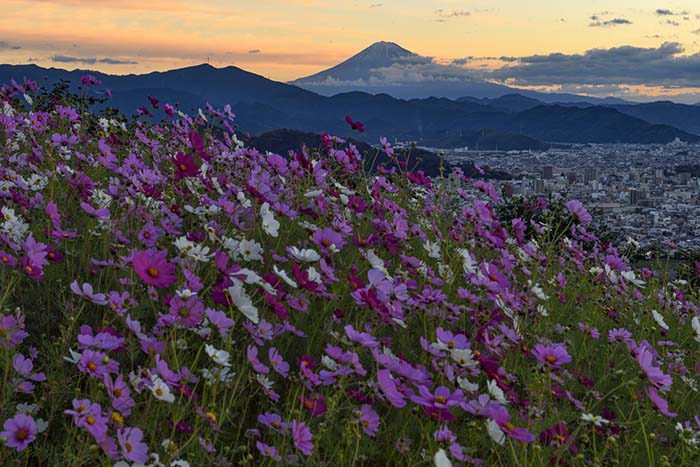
[132,249,177,288]
[532,343,572,370]
[0,413,37,452]
[566,199,592,225]
[291,420,314,455]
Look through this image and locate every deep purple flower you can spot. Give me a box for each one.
[311,227,346,254]
[165,295,204,328]
[172,152,199,180]
[299,394,327,417]
[132,249,178,288]
[345,115,365,133]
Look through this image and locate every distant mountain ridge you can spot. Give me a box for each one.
[0,61,698,148]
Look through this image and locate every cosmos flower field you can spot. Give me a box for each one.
[1,77,700,467]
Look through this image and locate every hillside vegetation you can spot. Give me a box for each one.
[0,77,699,467]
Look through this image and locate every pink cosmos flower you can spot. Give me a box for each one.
[291,420,313,455]
[258,412,285,432]
[566,199,592,224]
[377,369,407,408]
[532,343,572,370]
[117,427,149,463]
[71,281,108,305]
[257,441,281,461]
[0,312,28,349]
[637,347,673,389]
[646,386,677,418]
[132,249,177,288]
[268,347,289,378]
[359,404,380,437]
[0,413,37,452]
[489,404,535,443]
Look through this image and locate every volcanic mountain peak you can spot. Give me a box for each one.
[351,41,417,62]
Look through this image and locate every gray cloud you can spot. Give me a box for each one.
[248,49,260,54]
[655,8,688,16]
[488,42,700,88]
[666,19,680,26]
[693,28,700,34]
[589,18,632,27]
[435,9,471,19]
[451,57,473,66]
[51,55,137,65]
[369,3,382,7]
[0,41,21,50]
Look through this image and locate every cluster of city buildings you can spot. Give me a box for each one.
[438,139,700,251]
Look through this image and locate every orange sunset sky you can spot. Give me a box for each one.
[2,0,700,101]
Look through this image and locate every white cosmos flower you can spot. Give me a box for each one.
[424,240,441,259]
[273,265,298,288]
[529,281,550,301]
[237,268,277,295]
[201,366,235,384]
[321,356,338,370]
[581,413,609,426]
[365,249,391,278]
[236,191,252,208]
[174,236,195,253]
[456,248,477,274]
[304,189,323,198]
[63,348,82,364]
[651,309,669,331]
[450,348,478,369]
[456,376,479,393]
[692,316,700,343]
[621,270,645,288]
[260,202,279,237]
[238,238,263,262]
[256,374,274,390]
[486,419,506,445]
[186,244,213,262]
[221,237,240,259]
[307,266,322,284]
[205,344,232,367]
[434,448,452,467]
[149,376,175,403]
[487,379,508,405]
[288,246,321,262]
[227,279,259,324]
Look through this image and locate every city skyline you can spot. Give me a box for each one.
[2,0,700,102]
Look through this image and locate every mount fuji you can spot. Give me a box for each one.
[292,41,628,105]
